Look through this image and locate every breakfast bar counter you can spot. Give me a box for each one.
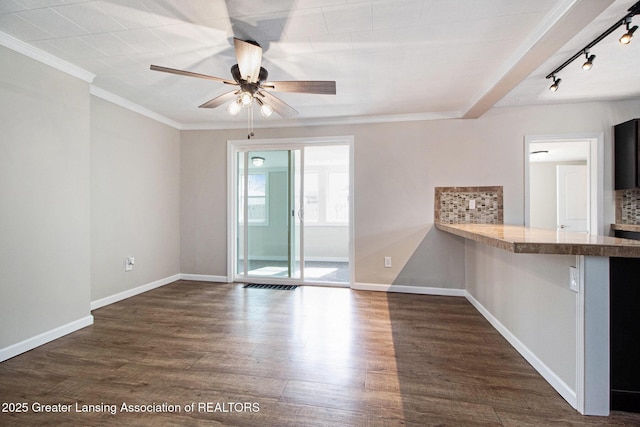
[435,220,618,416]
[435,222,640,258]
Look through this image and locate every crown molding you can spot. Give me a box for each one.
[90,86,183,130]
[0,31,95,83]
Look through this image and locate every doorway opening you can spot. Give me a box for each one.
[524,134,603,234]
[228,137,353,286]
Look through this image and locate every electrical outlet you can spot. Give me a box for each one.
[384,257,392,268]
[569,266,579,292]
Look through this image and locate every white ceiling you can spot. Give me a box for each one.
[1,0,638,130]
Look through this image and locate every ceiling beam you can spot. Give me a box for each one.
[463,0,615,119]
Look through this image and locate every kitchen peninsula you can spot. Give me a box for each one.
[435,222,640,257]
[434,187,640,417]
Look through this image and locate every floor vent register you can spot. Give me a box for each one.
[243,284,298,291]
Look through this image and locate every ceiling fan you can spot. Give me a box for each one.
[150,38,336,121]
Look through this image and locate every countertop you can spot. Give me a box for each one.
[611,223,640,233]
[435,222,640,258]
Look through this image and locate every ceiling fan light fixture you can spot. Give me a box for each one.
[549,76,561,92]
[255,98,273,117]
[261,104,273,118]
[227,99,242,116]
[240,91,253,106]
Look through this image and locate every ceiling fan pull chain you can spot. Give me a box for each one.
[247,103,255,139]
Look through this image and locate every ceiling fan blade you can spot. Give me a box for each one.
[198,90,239,109]
[257,91,298,119]
[150,65,237,85]
[234,38,262,84]
[263,80,336,95]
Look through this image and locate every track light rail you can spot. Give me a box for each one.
[545,1,640,82]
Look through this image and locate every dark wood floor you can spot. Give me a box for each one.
[2,281,640,426]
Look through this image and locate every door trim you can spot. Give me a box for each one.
[227,136,354,286]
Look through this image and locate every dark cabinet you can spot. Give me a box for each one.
[614,119,640,190]
[610,229,640,412]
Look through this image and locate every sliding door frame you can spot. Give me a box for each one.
[227,136,354,286]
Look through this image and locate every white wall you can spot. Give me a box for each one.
[179,98,640,288]
[0,46,92,354]
[90,96,181,302]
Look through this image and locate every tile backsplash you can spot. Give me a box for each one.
[435,186,503,224]
[616,189,640,224]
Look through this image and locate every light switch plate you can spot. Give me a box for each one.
[469,199,476,209]
[569,266,579,292]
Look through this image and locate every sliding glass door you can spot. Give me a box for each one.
[231,139,351,285]
[237,150,300,279]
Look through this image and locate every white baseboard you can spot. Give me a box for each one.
[464,291,577,409]
[180,274,229,283]
[351,282,465,297]
[91,274,181,310]
[0,315,94,363]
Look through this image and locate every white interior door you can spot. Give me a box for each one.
[557,165,589,233]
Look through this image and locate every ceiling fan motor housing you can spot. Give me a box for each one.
[231,64,268,84]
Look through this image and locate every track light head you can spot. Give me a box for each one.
[620,17,637,44]
[620,25,637,44]
[582,52,596,70]
[549,76,561,92]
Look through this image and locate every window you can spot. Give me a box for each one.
[302,168,348,225]
[239,173,268,224]
[304,172,319,222]
[327,171,349,223]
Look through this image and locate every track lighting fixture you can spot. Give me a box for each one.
[545,0,640,91]
[619,17,637,44]
[582,51,595,70]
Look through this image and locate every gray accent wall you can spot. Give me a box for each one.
[0,45,91,348]
[180,131,228,276]
[90,97,181,301]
